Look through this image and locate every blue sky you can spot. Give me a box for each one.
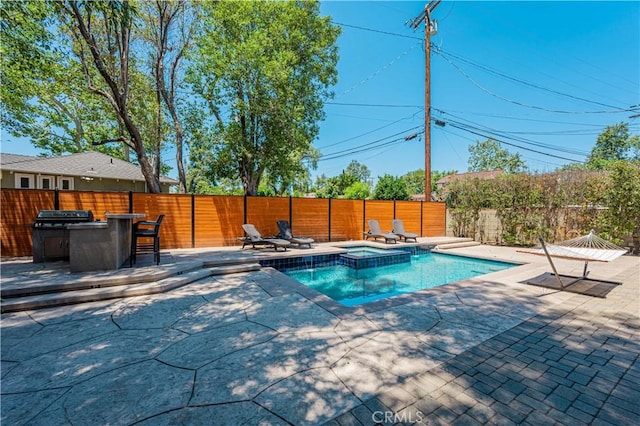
[2,1,638,187]
[315,0,640,183]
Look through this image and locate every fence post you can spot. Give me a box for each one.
[363,199,366,235]
[191,193,195,248]
[54,189,60,210]
[420,200,424,237]
[128,191,133,213]
[243,195,247,225]
[289,196,293,227]
[328,198,332,242]
[393,199,396,219]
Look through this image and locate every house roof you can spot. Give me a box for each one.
[1,152,178,184]
[436,170,503,185]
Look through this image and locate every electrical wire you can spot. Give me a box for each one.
[321,125,423,156]
[318,125,423,161]
[319,137,407,161]
[335,41,422,99]
[445,121,585,163]
[316,113,420,150]
[434,110,591,156]
[332,21,422,41]
[325,102,423,108]
[436,47,627,110]
[438,53,634,115]
[433,109,618,128]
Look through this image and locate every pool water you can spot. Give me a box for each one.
[283,253,516,306]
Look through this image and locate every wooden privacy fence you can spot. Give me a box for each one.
[1,189,446,257]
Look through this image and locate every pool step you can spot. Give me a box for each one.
[0,263,261,313]
[435,240,481,250]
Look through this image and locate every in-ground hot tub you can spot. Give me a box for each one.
[338,246,410,269]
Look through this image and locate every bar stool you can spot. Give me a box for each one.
[130,215,164,266]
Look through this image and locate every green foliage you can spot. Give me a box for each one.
[0,1,123,157]
[588,122,640,167]
[443,167,639,246]
[313,161,370,199]
[491,174,545,245]
[259,146,320,196]
[344,160,371,183]
[468,139,526,173]
[446,178,492,239]
[402,169,458,197]
[402,170,425,195]
[372,175,409,200]
[343,181,370,200]
[601,161,640,248]
[187,0,339,195]
[315,172,356,198]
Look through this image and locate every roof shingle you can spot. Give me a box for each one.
[1,152,177,184]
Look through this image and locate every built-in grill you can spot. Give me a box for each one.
[31,210,94,262]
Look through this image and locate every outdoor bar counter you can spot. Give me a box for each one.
[68,213,145,272]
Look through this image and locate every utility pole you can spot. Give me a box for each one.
[410,0,440,201]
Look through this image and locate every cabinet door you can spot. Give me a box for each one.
[44,236,69,259]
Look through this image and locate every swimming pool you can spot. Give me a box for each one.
[282,252,517,306]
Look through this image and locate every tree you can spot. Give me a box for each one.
[141,1,199,193]
[468,139,526,173]
[402,170,425,195]
[261,146,321,196]
[188,0,340,195]
[402,169,458,197]
[601,161,640,250]
[58,0,162,192]
[316,172,357,199]
[587,122,640,169]
[343,181,370,200]
[0,1,122,157]
[373,174,409,200]
[344,160,371,184]
[2,1,188,192]
[445,177,492,239]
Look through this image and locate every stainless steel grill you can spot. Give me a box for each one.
[32,210,94,262]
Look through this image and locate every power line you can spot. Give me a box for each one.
[436,126,567,169]
[433,109,618,128]
[436,47,627,110]
[325,102,423,108]
[445,121,585,163]
[316,114,419,150]
[335,41,422,99]
[318,125,423,161]
[332,21,422,41]
[434,111,591,155]
[437,115,590,157]
[439,53,634,115]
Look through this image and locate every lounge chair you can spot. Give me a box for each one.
[364,219,399,244]
[391,219,418,242]
[276,220,314,248]
[239,224,291,252]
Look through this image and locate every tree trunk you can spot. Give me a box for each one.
[67,1,162,193]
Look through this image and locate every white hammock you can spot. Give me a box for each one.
[521,230,628,262]
[519,230,628,289]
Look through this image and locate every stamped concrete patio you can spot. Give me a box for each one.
[1,243,638,425]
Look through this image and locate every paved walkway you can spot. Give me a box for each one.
[1,244,638,425]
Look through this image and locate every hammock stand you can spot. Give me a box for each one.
[519,230,628,290]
